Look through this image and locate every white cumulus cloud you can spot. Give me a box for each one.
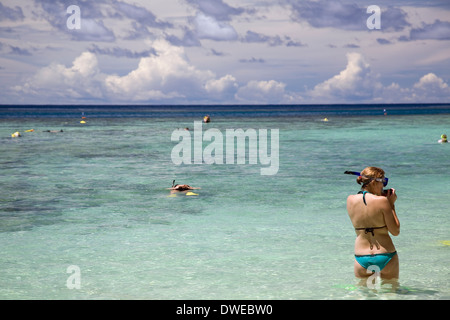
[414,73,448,91]
[205,74,238,101]
[13,44,450,105]
[410,73,450,102]
[308,53,450,103]
[235,80,293,103]
[309,52,382,102]
[194,13,238,41]
[15,52,105,101]
[380,73,450,103]
[14,40,242,103]
[105,39,217,101]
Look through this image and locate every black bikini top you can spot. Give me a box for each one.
[355,191,387,236]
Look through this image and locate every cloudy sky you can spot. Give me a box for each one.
[0,0,449,105]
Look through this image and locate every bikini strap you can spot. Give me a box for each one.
[355,226,387,236]
[357,190,369,206]
[354,191,387,235]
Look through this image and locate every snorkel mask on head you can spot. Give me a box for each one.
[344,171,389,187]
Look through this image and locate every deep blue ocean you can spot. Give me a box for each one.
[0,104,449,300]
[1,103,450,119]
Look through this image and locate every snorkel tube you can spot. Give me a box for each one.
[344,171,360,176]
[344,170,389,188]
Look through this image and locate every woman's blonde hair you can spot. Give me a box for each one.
[357,166,385,188]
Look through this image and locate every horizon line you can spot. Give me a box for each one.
[1,103,449,107]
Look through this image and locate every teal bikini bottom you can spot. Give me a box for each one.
[355,251,397,271]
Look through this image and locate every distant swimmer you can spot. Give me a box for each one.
[44,130,64,133]
[203,115,210,123]
[438,134,448,143]
[11,131,21,138]
[168,180,200,191]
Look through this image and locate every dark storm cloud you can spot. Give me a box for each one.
[166,28,202,47]
[0,3,25,21]
[241,31,283,46]
[88,44,156,58]
[286,0,410,32]
[0,41,32,56]
[240,31,306,47]
[35,0,115,42]
[9,45,32,56]
[111,0,172,29]
[239,57,265,63]
[185,0,245,21]
[167,0,247,45]
[285,36,307,47]
[33,0,172,42]
[409,20,450,40]
[381,7,411,31]
[376,38,392,45]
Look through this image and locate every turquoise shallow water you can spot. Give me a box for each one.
[0,106,449,299]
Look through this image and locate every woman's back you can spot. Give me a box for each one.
[347,192,397,255]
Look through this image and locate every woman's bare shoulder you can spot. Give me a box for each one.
[347,193,360,202]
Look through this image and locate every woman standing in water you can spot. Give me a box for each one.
[346,167,400,281]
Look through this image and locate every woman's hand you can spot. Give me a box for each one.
[387,188,397,207]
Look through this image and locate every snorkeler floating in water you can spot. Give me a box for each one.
[168,180,200,191]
